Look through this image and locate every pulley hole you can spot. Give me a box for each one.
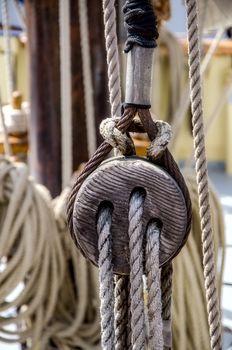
[96,200,114,225]
[129,186,147,201]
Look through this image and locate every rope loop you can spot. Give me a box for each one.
[100,117,135,155]
[147,120,172,159]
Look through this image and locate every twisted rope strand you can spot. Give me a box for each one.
[185,0,221,349]
[161,262,173,350]
[114,275,129,350]
[145,221,163,350]
[103,0,121,117]
[128,190,146,350]
[97,206,115,350]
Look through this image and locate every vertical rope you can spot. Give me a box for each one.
[128,190,146,349]
[185,0,221,349]
[161,262,173,350]
[97,206,115,350]
[1,0,14,101]
[59,0,73,188]
[114,275,129,349]
[145,221,163,350]
[126,283,132,350]
[103,0,121,117]
[0,92,12,156]
[78,0,97,157]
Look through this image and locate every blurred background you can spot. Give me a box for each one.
[0,0,232,349]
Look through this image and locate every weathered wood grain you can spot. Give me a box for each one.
[125,46,154,106]
[73,156,188,274]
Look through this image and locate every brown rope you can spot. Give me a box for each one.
[138,109,192,249]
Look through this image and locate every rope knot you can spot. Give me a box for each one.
[100,117,135,155]
[148,120,172,159]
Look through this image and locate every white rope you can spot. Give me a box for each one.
[145,221,163,350]
[1,0,14,102]
[0,92,12,156]
[97,206,115,350]
[0,159,102,348]
[103,0,121,117]
[128,190,146,349]
[78,0,97,157]
[59,0,73,188]
[185,0,222,348]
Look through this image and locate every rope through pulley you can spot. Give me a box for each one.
[67,0,221,349]
[67,1,192,349]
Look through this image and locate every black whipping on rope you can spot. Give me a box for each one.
[123,0,159,53]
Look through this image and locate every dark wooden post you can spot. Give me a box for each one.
[25,0,61,197]
[26,1,109,195]
[87,0,110,146]
[70,0,88,169]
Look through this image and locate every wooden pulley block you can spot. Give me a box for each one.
[73,156,188,274]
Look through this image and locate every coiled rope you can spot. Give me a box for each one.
[0,158,101,349]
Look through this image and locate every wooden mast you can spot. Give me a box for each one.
[25,0,109,197]
[25,0,62,197]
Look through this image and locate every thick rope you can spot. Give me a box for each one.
[97,206,115,350]
[103,0,121,117]
[1,0,14,102]
[79,0,97,156]
[185,0,222,349]
[128,190,146,349]
[0,159,65,346]
[171,171,225,350]
[114,275,129,350]
[145,221,163,350]
[0,159,101,349]
[161,262,173,350]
